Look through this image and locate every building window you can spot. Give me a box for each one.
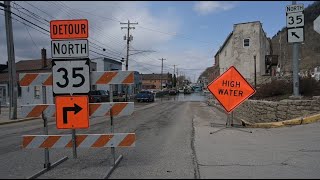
[225,50,227,57]
[34,86,40,99]
[244,38,250,47]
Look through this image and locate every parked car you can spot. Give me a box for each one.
[178,88,184,93]
[169,89,178,95]
[135,90,155,102]
[89,90,110,103]
[184,88,191,94]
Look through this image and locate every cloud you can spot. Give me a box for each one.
[0,1,180,65]
[193,1,235,15]
[0,1,216,81]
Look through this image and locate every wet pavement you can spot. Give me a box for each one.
[155,92,206,102]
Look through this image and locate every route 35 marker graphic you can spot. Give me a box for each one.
[207,66,256,113]
[52,59,90,96]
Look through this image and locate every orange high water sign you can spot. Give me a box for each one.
[207,66,256,113]
[50,19,88,39]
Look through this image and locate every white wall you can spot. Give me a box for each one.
[21,86,54,105]
[218,22,270,84]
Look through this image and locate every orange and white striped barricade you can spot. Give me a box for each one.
[21,104,56,118]
[91,71,134,85]
[21,102,134,118]
[19,71,134,86]
[19,73,52,86]
[22,133,136,149]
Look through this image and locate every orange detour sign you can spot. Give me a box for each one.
[50,19,88,39]
[207,66,256,113]
[55,95,89,129]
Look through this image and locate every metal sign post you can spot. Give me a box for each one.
[110,85,115,164]
[72,129,77,159]
[286,2,304,96]
[26,86,68,179]
[104,84,123,179]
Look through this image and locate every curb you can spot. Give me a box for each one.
[241,113,320,128]
[207,99,320,128]
[0,117,40,125]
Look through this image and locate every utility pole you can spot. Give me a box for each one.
[159,58,166,90]
[176,68,179,88]
[4,1,17,119]
[291,1,300,97]
[120,20,138,101]
[173,65,178,88]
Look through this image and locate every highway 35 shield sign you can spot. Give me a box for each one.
[52,59,90,96]
[207,66,256,113]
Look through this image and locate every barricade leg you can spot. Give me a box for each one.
[104,85,123,179]
[26,113,68,179]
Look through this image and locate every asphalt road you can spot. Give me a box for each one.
[0,93,205,179]
[2,92,320,179]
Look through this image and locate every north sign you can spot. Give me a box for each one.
[51,39,89,59]
[52,59,90,95]
[286,4,304,14]
[207,66,256,113]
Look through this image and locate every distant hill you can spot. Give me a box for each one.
[199,2,320,81]
[198,66,215,82]
[271,1,320,76]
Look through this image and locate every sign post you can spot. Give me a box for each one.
[286,2,304,96]
[21,18,136,179]
[50,19,90,159]
[207,66,255,133]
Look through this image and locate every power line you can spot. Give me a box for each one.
[0,11,50,36]
[11,4,49,26]
[22,1,55,19]
[13,2,126,60]
[13,3,39,50]
[13,2,50,22]
[45,1,126,58]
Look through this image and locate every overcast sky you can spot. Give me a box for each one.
[0,1,315,82]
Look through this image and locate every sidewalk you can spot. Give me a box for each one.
[193,102,320,178]
[0,106,39,125]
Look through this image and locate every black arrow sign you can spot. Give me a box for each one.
[63,104,82,124]
[292,32,300,39]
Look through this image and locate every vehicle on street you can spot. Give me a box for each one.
[178,87,184,93]
[135,90,155,102]
[184,88,191,94]
[169,89,178,95]
[89,90,110,103]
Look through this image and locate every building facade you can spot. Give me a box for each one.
[141,73,172,90]
[214,21,271,85]
[0,49,97,106]
[92,57,142,96]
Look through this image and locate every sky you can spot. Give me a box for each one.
[0,1,315,82]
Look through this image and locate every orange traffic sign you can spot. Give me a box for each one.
[50,19,88,39]
[207,66,256,113]
[55,95,89,129]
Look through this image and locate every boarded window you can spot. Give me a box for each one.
[244,39,250,47]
